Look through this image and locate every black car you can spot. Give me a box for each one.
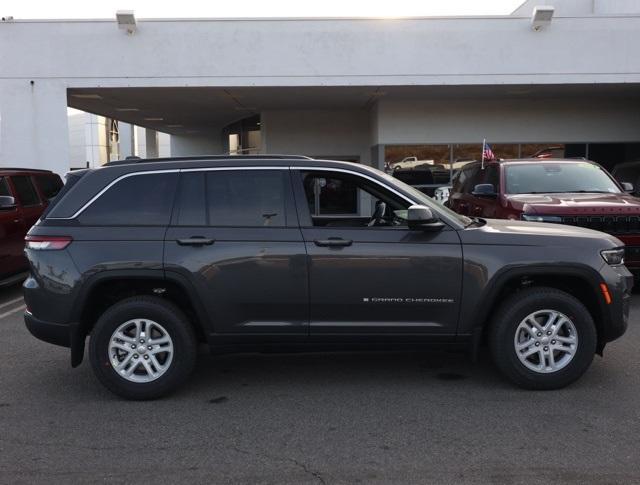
[24,155,632,399]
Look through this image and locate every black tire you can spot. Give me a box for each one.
[489,287,597,390]
[89,296,197,400]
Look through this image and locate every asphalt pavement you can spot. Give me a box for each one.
[0,283,639,484]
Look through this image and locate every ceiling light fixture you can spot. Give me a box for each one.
[71,93,103,100]
[116,107,140,112]
[144,117,164,121]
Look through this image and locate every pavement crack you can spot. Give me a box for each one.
[229,444,326,484]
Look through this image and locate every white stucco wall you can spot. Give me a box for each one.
[374,97,640,145]
[261,110,371,163]
[2,12,640,173]
[170,133,223,157]
[2,15,639,88]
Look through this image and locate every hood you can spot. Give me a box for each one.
[462,217,623,249]
[506,192,640,215]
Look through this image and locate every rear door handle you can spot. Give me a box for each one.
[314,238,353,247]
[177,237,215,246]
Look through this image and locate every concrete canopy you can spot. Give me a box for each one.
[67,84,640,136]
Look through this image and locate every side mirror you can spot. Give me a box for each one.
[472,184,497,198]
[0,195,16,210]
[621,182,634,193]
[407,205,445,231]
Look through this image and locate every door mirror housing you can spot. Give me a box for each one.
[407,205,445,231]
[0,196,16,210]
[472,183,497,198]
[621,182,634,193]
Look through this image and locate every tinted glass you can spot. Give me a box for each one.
[174,173,206,226]
[393,170,434,186]
[0,177,10,197]
[206,170,286,227]
[11,176,40,206]
[35,175,63,200]
[505,163,621,194]
[484,165,500,190]
[303,171,411,226]
[304,174,358,215]
[460,165,481,194]
[79,173,178,226]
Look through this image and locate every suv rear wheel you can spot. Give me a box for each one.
[489,287,597,390]
[89,296,197,400]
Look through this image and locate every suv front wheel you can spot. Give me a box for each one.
[89,296,197,400]
[489,287,597,390]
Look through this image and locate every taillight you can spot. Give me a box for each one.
[25,235,72,250]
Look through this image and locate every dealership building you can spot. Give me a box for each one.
[0,0,639,177]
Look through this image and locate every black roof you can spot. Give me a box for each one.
[0,167,55,174]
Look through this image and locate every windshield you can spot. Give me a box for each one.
[375,170,472,226]
[505,162,621,195]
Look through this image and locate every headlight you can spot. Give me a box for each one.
[601,248,625,265]
[521,214,563,223]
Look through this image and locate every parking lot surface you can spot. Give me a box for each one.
[0,284,639,485]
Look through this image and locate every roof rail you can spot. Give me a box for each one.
[105,154,314,166]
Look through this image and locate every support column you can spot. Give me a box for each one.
[370,144,385,171]
[119,122,137,158]
[0,79,70,176]
[145,128,159,158]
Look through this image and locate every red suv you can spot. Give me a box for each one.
[0,168,63,285]
[448,159,640,276]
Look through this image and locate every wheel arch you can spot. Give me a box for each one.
[70,270,210,367]
[470,264,609,356]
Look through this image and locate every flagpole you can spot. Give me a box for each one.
[481,138,486,169]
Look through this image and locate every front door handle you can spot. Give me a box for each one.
[314,238,353,247]
[177,237,215,246]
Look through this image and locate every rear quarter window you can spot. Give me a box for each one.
[78,173,178,226]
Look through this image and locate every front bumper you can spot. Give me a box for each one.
[24,311,75,348]
[600,265,633,344]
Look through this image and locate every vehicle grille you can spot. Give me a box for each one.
[625,246,640,262]
[559,215,640,235]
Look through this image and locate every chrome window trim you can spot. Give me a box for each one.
[296,166,415,206]
[47,167,288,220]
[295,166,462,229]
[47,164,458,228]
[47,169,180,220]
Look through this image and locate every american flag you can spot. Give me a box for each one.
[482,141,496,161]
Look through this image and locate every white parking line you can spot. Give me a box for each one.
[0,296,24,310]
[0,304,26,320]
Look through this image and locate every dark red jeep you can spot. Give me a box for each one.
[448,158,640,276]
[0,168,63,285]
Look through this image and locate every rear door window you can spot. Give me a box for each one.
[11,176,41,206]
[35,175,63,200]
[173,170,288,227]
[78,173,178,226]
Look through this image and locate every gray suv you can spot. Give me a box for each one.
[23,156,632,399]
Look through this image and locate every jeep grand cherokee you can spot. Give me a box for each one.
[23,156,632,399]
